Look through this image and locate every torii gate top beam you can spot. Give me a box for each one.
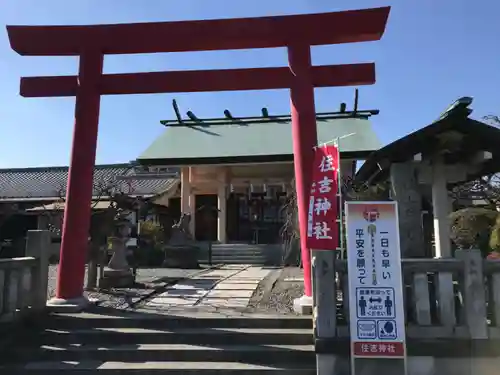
[7,7,390,56]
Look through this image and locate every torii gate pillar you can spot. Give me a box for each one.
[289,44,318,298]
[51,52,103,308]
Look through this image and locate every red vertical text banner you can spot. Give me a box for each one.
[306,144,340,250]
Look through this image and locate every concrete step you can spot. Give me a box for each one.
[203,252,277,257]
[43,314,312,330]
[209,247,280,255]
[206,252,271,257]
[210,249,272,253]
[204,254,271,258]
[206,255,272,260]
[208,250,272,254]
[200,254,276,264]
[201,257,270,262]
[1,361,316,374]
[210,245,276,249]
[200,261,270,265]
[200,245,282,266]
[7,343,314,365]
[35,327,313,346]
[199,261,272,266]
[1,313,315,374]
[211,245,281,250]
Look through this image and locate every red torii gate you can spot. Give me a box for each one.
[7,7,390,307]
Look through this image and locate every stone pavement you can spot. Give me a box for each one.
[146,265,271,311]
[47,265,202,299]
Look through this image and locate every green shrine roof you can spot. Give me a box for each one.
[138,112,381,165]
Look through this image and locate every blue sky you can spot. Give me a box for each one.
[0,0,498,168]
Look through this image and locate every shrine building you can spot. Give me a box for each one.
[136,106,381,245]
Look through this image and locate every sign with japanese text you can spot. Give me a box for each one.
[306,145,339,250]
[345,201,406,359]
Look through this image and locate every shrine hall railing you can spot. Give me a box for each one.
[331,251,500,339]
[0,230,50,322]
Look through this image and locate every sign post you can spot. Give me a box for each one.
[345,201,407,374]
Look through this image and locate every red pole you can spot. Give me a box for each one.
[55,51,103,301]
[288,44,318,297]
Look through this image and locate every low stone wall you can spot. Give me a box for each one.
[0,230,51,353]
[316,336,500,374]
[0,231,51,321]
[315,355,499,375]
[313,251,500,375]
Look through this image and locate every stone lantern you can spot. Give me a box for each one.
[101,213,135,288]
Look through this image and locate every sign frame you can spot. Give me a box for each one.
[345,201,407,373]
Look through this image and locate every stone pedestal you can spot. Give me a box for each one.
[47,296,90,313]
[163,245,200,269]
[293,294,313,315]
[99,268,135,288]
[99,236,135,288]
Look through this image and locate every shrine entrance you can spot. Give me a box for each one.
[194,194,218,242]
[226,192,286,245]
[7,7,390,307]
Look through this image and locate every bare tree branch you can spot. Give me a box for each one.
[484,115,500,126]
[450,173,500,208]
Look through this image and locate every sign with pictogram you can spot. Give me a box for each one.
[345,201,406,359]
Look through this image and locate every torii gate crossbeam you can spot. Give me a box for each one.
[7,6,390,308]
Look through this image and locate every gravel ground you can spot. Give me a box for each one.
[246,267,304,315]
[47,265,203,309]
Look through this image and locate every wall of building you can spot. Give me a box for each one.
[174,160,356,243]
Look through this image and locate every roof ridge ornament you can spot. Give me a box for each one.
[437,97,473,122]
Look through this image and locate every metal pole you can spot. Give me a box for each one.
[335,139,345,259]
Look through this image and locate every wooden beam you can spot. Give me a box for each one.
[7,7,390,56]
[20,63,375,97]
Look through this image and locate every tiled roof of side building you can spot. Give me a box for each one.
[0,163,179,201]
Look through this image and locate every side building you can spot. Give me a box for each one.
[0,163,178,259]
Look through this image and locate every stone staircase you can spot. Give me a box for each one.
[1,310,315,374]
[200,243,282,266]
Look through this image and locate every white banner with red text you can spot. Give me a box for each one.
[306,144,340,251]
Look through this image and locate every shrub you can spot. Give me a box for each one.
[135,221,166,267]
[449,207,497,255]
[139,221,165,248]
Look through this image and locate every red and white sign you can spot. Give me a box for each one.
[345,201,406,360]
[306,144,339,250]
